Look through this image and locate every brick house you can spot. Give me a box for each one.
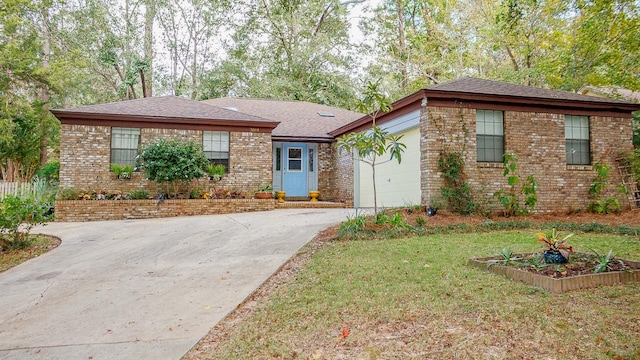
[331,77,640,212]
[52,77,640,213]
[51,95,361,200]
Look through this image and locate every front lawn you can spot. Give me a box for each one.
[187,229,640,359]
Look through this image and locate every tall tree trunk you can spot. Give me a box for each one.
[38,7,52,167]
[396,0,408,91]
[143,0,155,97]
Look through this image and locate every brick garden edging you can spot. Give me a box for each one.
[469,254,640,294]
[54,199,276,222]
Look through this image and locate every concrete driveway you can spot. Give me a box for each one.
[0,208,352,359]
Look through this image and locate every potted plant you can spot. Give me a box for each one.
[206,163,226,181]
[255,184,273,199]
[537,228,574,264]
[110,163,133,180]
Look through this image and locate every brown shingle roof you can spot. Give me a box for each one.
[52,95,273,123]
[201,98,363,141]
[428,77,635,105]
[331,77,640,136]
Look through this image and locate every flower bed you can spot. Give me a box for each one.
[468,253,640,294]
[54,198,276,222]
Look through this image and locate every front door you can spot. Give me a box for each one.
[283,143,307,196]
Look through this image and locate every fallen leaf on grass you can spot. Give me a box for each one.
[338,326,350,340]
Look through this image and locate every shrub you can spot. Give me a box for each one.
[0,177,55,251]
[35,161,60,182]
[494,153,538,216]
[57,188,80,200]
[189,188,204,199]
[127,190,149,200]
[136,139,209,196]
[588,163,620,214]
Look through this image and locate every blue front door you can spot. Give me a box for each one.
[283,143,307,196]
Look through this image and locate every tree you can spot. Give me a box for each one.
[336,80,406,213]
[156,0,229,99]
[201,0,358,108]
[360,0,470,98]
[136,139,209,196]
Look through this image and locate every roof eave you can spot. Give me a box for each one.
[272,135,335,143]
[329,90,426,136]
[51,110,280,129]
[423,89,640,112]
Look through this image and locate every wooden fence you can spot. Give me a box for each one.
[0,182,33,199]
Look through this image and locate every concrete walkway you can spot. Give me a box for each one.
[0,208,353,359]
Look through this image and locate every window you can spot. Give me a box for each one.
[476,110,504,163]
[203,131,230,171]
[288,147,302,171]
[309,148,314,172]
[111,127,140,166]
[275,147,282,171]
[565,115,590,165]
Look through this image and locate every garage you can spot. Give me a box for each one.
[355,110,421,209]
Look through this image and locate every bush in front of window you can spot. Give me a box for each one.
[135,139,209,197]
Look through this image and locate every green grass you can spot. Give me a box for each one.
[193,230,640,359]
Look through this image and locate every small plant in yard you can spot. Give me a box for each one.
[0,177,55,251]
[588,162,621,214]
[126,189,149,200]
[537,228,574,263]
[338,212,367,237]
[590,248,624,273]
[438,150,475,215]
[486,248,521,267]
[494,153,538,217]
[522,253,552,271]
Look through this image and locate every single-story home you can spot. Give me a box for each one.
[51,77,640,212]
[51,95,361,201]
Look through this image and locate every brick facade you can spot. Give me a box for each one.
[421,105,634,212]
[315,142,352,202]
[59,124,272,197]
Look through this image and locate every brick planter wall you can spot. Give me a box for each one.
[54,199,276,222]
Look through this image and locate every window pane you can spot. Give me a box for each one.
[565,115,589,165]
[288,147,302,171]
[276,147,281,171]
[111,127,140,166]
[289,159,302,171]
[476,110,504,162]
[203,131,230,171]
[309,149,314,172]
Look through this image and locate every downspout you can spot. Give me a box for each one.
[421,96,429,207]
[353,151,360,210]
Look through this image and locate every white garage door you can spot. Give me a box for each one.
[357,127,421,209]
